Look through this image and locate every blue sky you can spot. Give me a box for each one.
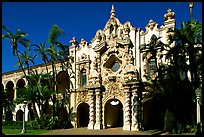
[2,2,202,73]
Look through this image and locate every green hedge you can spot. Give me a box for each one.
[2,116,73,130]
[3,121,23,129]
[2,121,35,130]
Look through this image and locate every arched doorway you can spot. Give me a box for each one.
[16,110,23,121]
[6,81,14,101]
[104,98,123,128]
[16,79,26,98]
[143,98,164,130]
[58,106,68,122]
[77,103,89,127]
[5,81,14,121]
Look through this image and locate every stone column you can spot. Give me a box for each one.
[94,88,103,129]
[87,89,95,129]
[123,85,131,131]
[131,84,139,131]
[14,86,17,101]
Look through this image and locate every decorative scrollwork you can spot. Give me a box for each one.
[76,91,88,103]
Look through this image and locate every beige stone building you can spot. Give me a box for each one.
[2,5,176,130]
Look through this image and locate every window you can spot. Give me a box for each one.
[81,69,87,87]
[111,62,120,72]
[149,59,156,74]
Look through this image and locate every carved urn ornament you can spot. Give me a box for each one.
[164,9,175,21]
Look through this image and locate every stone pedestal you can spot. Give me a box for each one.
[88,123,95,130]
[123,124,131,131]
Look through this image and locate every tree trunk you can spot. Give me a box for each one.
[16,52,27,77]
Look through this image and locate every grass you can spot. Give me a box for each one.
[2,128,52,135]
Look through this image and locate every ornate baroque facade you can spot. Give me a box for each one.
[2,5,176,130]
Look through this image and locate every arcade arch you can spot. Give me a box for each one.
[104,98,123,128]
[77,103,89,127]
[5,81,15,101]
[16,79,26,98]
[16,109,23,121]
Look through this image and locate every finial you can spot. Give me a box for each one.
[70,37,78,45]
[164,9,175,21]
[110,5,116,18]
[189,2,194,20]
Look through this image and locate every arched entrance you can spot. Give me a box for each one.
[58,106,68,122]
[143,98,164,130]
[5,81,15,121]
[16,110,23,121]
[16,79,26,98]
[6,81,14,101]
[77,103,89,127]
[104,98,123,128]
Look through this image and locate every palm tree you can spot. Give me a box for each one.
[32,43,52,88]
[168,19,202,90]
[166,19,202,131]
[47,25,65,117]
[15,50,36,74]
[15,85,38,120]
[2,25,30,77]
[48,24,65,90]
[140,34,166,73]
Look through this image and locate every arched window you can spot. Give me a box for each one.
[111,62,120,72]
[81,69,87,87]
[148,59,156,75]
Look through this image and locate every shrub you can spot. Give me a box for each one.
[26,120,40,129]
[172,123,197,134]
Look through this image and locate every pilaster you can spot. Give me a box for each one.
[123,84,131,131]
[131,83,139,131]
[94,88,103,129]
[87,89,95,129]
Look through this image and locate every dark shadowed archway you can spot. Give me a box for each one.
[77,103,89,127]
[16,110,23,121]
[58,106,68,122]
[6,81,14,101]
[143,98,164,130]
[16,79,26,98]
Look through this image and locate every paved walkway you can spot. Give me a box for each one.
[41,127,164,135]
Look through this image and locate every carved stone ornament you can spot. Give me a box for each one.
[70,37,79,46]
[76,91,88,103]
[88,69,100,87]
[123,64,139,83]
[123,23,130,35]
[81,53,87,60]
[146,19,156,30]
[96,31,102,42]
[103,81,124,100]
[80,38,87,47]
[164,9,175,21]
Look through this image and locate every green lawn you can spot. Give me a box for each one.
[2,128,52,135]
